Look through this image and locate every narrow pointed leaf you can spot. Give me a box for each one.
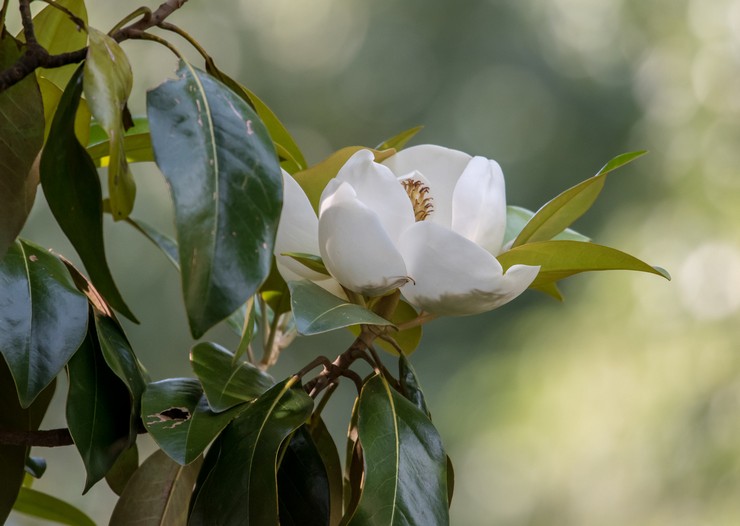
[512,151,647,247]
[147,60,282,338]
[0,360,54,524]
[37,76,92,144]
[532,281,564,301]
[308,416,343,526]
[142,378,246,465]
[342,397,363,521]
[288,280,392,335]
[40,66,137,321]
[498,240,671,288]
[106,443,138,496]
[84,27,135,220]
[109,449,202,526]
[11,487,95,526]
[504,206,589,246]
[0,240,88,407]
[66,321,133,493]
[189,378,313,526]
[346,374,449,526]
[376,125,423,151]
[283,252,330,276]
[190,342,274,412]
[0,34,44,259]
[398,353,429,417]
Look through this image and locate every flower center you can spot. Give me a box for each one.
[401,178,434,221]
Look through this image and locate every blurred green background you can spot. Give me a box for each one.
[8,0,740,524]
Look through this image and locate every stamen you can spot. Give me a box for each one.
[401,179,434,221]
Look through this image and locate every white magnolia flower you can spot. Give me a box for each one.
[275,145,540,316]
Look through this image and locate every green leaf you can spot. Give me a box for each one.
[497,240,671,289]
[342,398,362,520]
[308,416,343,526]
[84,27,135,220]
[0,360,54,524]
[0,34,45,259]
[66,320,134,493]
[398,353,429,417]
[288,280,393,335]
[504,205,590,246]
[345,374,449,526]
[106,443,138,496]
[37,76,91,144]
[142,378,246,465]
[189,378,313,526]
[283,252,330,276]
[277,426,331,526]
[12,487,95,526]
[147,60,282,338]
[0,240,88,407]
[375,125,423,151]
[351,299,422,356]
[40,65,137,322]
[512,151,648,248]
[109,449,202,526]
[87,117,153,166]
[25,456,47,479]
[190,341,274,412]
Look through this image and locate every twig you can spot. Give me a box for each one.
[0,428,74,447]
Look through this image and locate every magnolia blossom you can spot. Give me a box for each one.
[274,145,540,316]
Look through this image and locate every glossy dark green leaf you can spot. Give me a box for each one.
[142,378,246,465]
[232,297,256,360]
[190,342,273,412]
[343,398,363,521]
[345,374,449,526]
[37,76,91,144]
[40,66,137,322]
[106,443,138,496]
[512,151,647,247]
[0,34,44,259]
[497,240,671,289]
[277,426,331,526]
[0,360,54,524]
[189,378,313,526]
[504,206,589,246]
[398,353,429,417]
[288,280,392,335]
[308,416,343,526]
[87,117,153,166]
[25,456,47,479]
[84,27,135,220]
[11,487,95,526]
[147,60,282,338]
[109,449,202,526]
[376,125,423,151]
[66,322,133,493]
[0,240,88,407]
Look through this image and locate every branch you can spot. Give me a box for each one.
[0,0,189,92]
[0,427,74,447]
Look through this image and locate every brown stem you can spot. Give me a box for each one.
[0,428,74,447]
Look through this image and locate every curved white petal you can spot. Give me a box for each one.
[320,150,415,245]
[398,221,539,316]
[275,170,326,281]
[319,182,408,296]
[451,157,507,255]
[382,144,471,229]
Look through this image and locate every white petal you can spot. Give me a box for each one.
[451,157,507,255]
[275,170,326,281]
[382,145,471,229]
[321,149,415,245]
[319,182,408,296]
[398,221,539,316]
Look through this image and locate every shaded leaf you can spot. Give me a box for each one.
[40,65,136,321]
[398,353,429,417]
[84,27,135,220]
[376,125,423,151]
[11,487,95,526]
[350,300,421,356]
[283,252,330,276]
[109,449,202,526]
[288,280,392,335]
[342,398,363,521]
[25,456,47,479]
[0,240,88,407]
[0,360,54,524]
[142,378,246,465]
[106,443,138,496]
[345,374,449,526]
[37,76,91,144]
[513,151,647,247]
[190,342,273,412]
[189,378,313,526]
[147,60,282,338]
[0,33,44,259]
[87,117,153,166]
[504,205,589,246]
[232,297,256,361]
[308,416,343,526]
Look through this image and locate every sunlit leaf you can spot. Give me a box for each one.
[497,240,671,289]
[0,240,88,407]
[84,27,135,219]
[147,60,282,338]
[12,487,95,526]
[105,443,138,496]
[40,66,137,322]
[0,34,44,259]
[376,125,423,151]
[87,117,153,167]
[345,374,449,526]
[504,205,590,246]
[37,76,91,144]
[142,378,246,465]
[288,280,392,335]
[109,449,202,526]
[189,378,313,526]
[512,151,647,247]
[350,299,421,356]
[190,341,273,412]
